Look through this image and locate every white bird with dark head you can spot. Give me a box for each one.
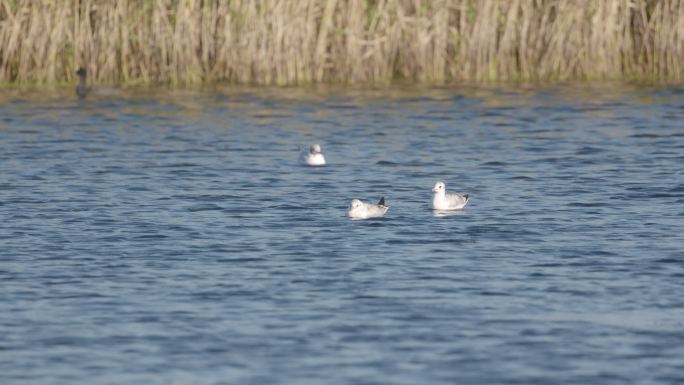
[300,144,326,166]
[431,181,469,210]
[348,197,389,220]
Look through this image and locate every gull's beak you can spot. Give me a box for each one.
[432,187,438,192]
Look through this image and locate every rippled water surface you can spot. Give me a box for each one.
[1,84,683,385]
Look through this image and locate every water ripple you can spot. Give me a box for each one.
[1,85,683,385]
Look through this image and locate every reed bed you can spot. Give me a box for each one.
[1,0,683,85]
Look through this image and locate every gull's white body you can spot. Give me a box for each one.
[348,197,389,220]
[301,144,326,166]
[432,181,469,210]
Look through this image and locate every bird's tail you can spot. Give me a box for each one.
[378,196,386,206]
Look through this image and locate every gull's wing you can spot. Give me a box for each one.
[446,193,469,208]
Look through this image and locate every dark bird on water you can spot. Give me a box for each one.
[75,67,123,99]
[75,67,88,98]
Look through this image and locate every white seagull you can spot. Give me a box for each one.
[300,144,326,166]
[348,197,389,220]
[431,181,469,210]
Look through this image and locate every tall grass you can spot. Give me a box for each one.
[1,0,683,85]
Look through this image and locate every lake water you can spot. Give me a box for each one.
[1,84,683,385]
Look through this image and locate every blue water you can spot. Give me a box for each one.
[1,84,683,385]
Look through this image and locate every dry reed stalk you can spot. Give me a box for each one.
[0,0,683,85]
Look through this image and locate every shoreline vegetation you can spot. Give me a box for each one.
[1,0,683,86]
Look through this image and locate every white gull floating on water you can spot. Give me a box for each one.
[300,144,326,166]
[431,181,469,210]
[348,197,389,220]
